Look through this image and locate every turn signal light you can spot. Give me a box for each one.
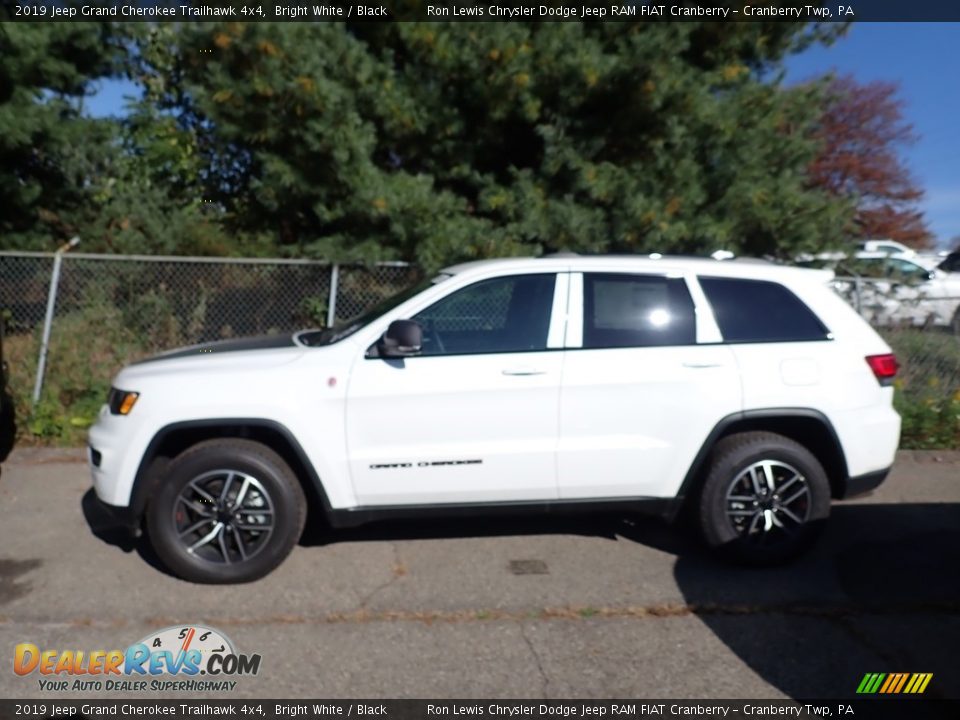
[108,388,140,415]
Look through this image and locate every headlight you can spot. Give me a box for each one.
[107,388,140,415]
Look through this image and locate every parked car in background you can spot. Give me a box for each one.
[89,256,901,583]
[854,239,917,257]
[938,251,960,275]
[799,239,946,267]
[825,252,960,332]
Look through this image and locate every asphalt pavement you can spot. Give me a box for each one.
[0,448,957,700]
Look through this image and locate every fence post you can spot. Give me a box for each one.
[32,237,80,405]
[853,275,862,315]
[326,263,339,328]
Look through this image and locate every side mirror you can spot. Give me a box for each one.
[378,320,423,357]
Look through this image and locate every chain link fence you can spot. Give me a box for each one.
[831,275,960,334]
[3,252,419,340]
[0,252,420,434]
[830,273,960,448]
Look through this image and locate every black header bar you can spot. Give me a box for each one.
[3,0,960,22]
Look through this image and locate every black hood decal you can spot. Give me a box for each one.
[133,334,298,365]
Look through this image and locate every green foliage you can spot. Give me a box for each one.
[0,23,127,249]
[300,296,329,328]
[133,22,852,269]
[4,304,145,446]
[895,393,960,450]
[2,22,857,265]
[884,328,960,449]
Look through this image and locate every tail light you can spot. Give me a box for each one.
[866,354,898,386]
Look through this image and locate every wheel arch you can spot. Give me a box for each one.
[669,408,849,519]
[129,419,333,529]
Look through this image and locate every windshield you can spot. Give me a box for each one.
[299,274,448,347]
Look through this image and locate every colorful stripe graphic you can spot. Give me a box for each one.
[857,672,933,694]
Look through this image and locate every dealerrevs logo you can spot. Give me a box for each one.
[14,625,260,693]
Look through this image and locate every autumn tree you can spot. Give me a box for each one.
[808,75,932,247]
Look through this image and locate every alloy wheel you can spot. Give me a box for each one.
[724,460,811,545]
[173,470,275,564]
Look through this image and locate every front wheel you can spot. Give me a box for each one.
[146,439,306,583]
[697,432,831,566]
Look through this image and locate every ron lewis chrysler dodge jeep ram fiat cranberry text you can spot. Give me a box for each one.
[88,256,900,583]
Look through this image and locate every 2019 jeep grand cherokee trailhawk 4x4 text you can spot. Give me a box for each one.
[88,256,901,583]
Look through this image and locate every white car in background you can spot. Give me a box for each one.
[855,240,917,257]
[829,252,960,332]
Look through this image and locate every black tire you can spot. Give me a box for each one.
[0,388,15,464]
[697,431,831,566]
[146,439,307,584]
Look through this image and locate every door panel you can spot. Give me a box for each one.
[557,272,741,499]
[558,344,739,499]
[346,352,563,505]
[345,272,566,505]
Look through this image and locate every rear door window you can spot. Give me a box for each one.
[582,274,696,348]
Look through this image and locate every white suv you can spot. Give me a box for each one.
[88,256,901,583]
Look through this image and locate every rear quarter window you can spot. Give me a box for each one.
[699,276,830,343]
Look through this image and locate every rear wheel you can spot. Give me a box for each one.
[146,439,306,583]
[697,432,830,566]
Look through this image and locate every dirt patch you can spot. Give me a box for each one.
[0,558,42,605]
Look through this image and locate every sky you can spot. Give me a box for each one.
[784,23,960,249]
[85,22,960,249]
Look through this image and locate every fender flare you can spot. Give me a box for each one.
[666,407,848,520]
[129,418,334,525]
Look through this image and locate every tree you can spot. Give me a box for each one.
[2,22,856,265]
[808,75,932,247]
[0,23,125,249]
[136,22,850,269]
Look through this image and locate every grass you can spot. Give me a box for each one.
[5,305,148,446]
[882,328,960,449]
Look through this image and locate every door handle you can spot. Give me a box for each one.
[682,362,723,369]
[502,367,547,376]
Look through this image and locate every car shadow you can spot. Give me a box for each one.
[662,502,959,701]
[298,510,635,547]
[303,501,960,701]
[79,489,177,578]
[81,487,960,700]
